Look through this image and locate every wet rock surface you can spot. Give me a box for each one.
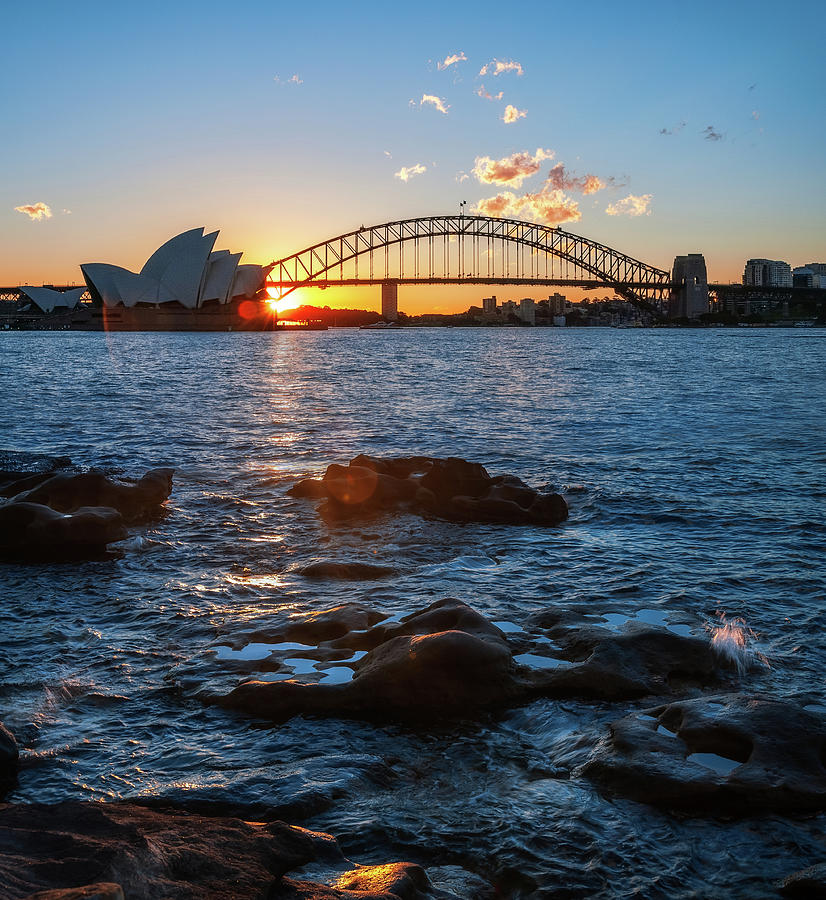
[213,600,732,725]
[217,599,523,723]
[0,802,467,900]
[0,465,172,561]
[289,455,568,526]
[581,693,826,815]
[536,620,722,699]
[0,722,18,787]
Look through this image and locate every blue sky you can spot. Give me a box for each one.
[3,0,824,311]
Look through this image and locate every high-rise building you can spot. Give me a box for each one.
[743,259,793,287]
[518,298,536,325]
[482,295,497,315]
[547,292,566,316]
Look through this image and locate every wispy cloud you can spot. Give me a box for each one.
[456,171,469,183]
[475,84,503,101]
[474,187,580,226]
[472,148,553,187]
[14,202,52,221]
[659,121,686,135]
[702,125,723,141]
[273,73,303,85]
[503,104,527,124]
[383,150,392,158]
[395,163,427,182]
[420,94,449,114]
[437,51,467,70]
[751,110,760,120]
[605,193,652,217]
[479,58,524,77]
[546,163,605,195]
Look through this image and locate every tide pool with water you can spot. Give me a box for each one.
[0,328,824,897]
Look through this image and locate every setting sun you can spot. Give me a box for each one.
[266,287,302,315]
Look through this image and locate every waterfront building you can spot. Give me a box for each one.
[743,258,793,288]
[482,295,497,316]
[547,292,566,316]
[805,262,826,277]
[81,228,270,309]
[18,286,85,314]
[518,298,536,325]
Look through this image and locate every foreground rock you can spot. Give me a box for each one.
[581,693,826,815]
[0,722,17,786]
[214,600,730,724]
[0,801,466,899]
[0,502,127,560]
[289,455,568,526]
[218,599,521,723]
[0,467,173,561]
[13,468,173,523]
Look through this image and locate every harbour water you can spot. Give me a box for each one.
[1,328,824,897]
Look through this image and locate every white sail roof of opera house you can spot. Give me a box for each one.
[18,286,85,313]
[80,228,271,308]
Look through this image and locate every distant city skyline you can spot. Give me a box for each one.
[3,0,824,315]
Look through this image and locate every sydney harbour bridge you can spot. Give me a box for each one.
[266,214,677,311]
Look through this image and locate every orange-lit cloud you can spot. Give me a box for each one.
[420,94,449,114]
[14,202,52,221]
[456,171,469,183]
[546,163,605,194]
[474,187,581,226]
[503,104,527,124]
[605,193,652,216]
[437,52,467,70]
[475,84,503,101]
[395,163,427,182]
[479,59,524,77]
[472,148,552,187]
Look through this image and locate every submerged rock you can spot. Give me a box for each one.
[0,801,467,899]
[289,455,568,526]
[297,561,396,580]
[581,693,826,815]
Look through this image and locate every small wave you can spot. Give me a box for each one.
[707,614,769,675]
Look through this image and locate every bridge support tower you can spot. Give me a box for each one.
[381,279,398,321]
[669,254,709,319]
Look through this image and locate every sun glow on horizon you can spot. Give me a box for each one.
[267,286,302,314]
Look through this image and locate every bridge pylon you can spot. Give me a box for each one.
[669,254,709,319]
[381,280,398,321]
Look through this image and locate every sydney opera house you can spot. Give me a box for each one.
[76,227,274,330]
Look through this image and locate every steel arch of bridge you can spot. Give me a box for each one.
[268,215,672,305]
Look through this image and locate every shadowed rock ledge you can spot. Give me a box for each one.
[580,693,826,815]
[0,802,477,899]
[0,465,173,561]
[289,455,568,526]
[212,599,729,724]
